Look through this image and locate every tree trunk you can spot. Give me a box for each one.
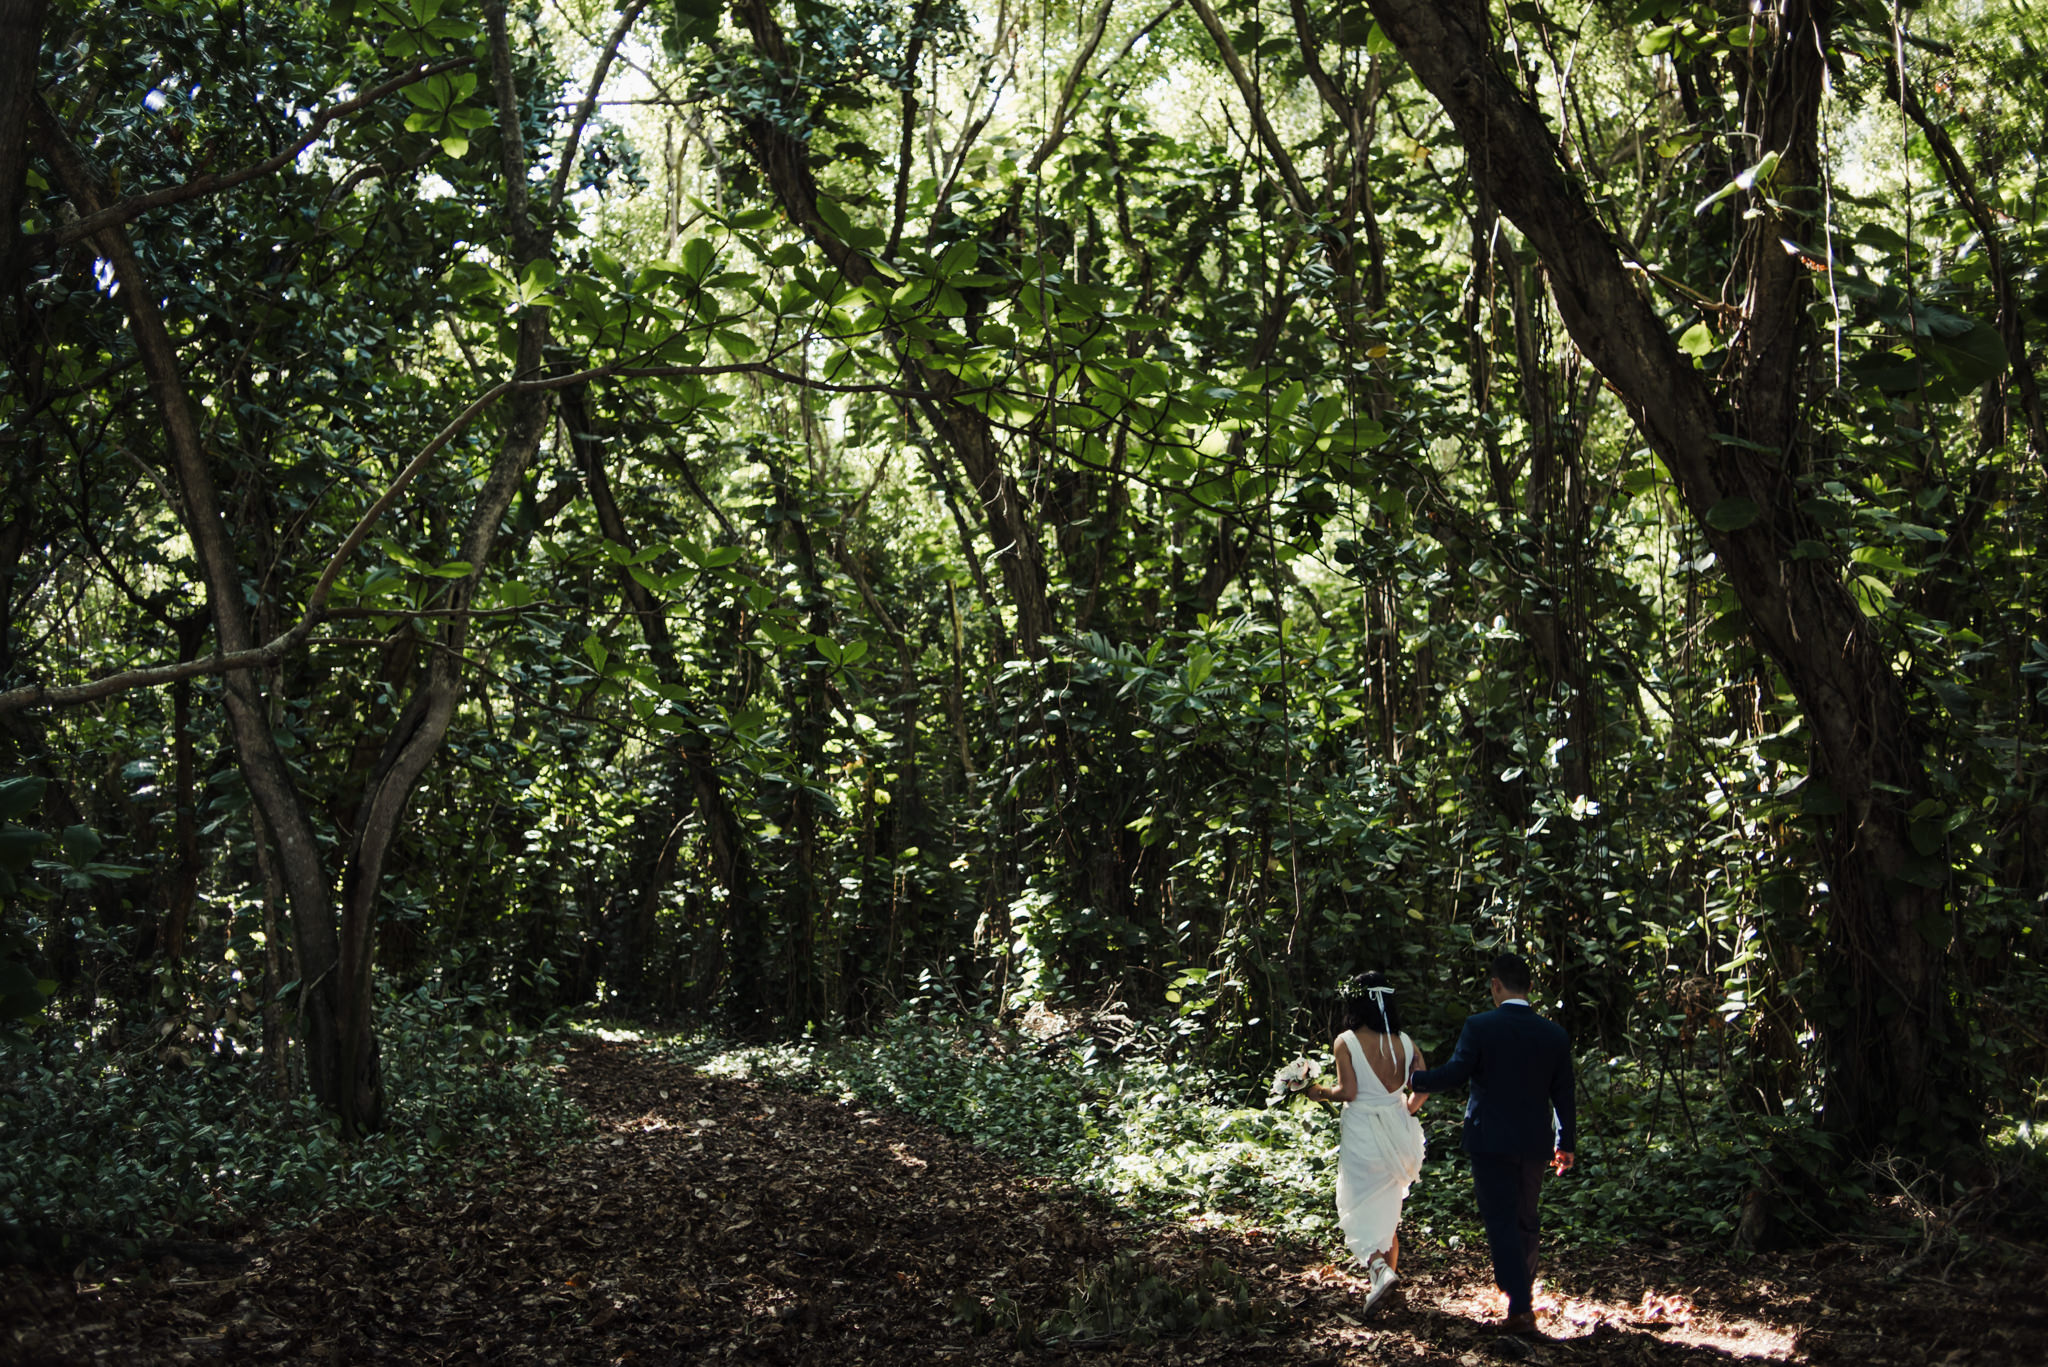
[327,0,556,1132]
[566,384,753,1012]
[30,96,351,1125]
[729,0,1059,662]
[0,0,49,277]
[1362,0,1963,1155]
[162,615,206,967]
[764,455,830,1029]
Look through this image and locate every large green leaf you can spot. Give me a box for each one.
[0,776,43,823]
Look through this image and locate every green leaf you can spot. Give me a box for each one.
[1677,320,1716,358]
[1921,317,2008,389]
[937,239,978,277]
[1849,574,1894,615]
[0,776,45,822]
[518,259,558,303]
[664,0,724,55]
[0,827,49,869]
[814,196,857,244]
[712,328,759,361]
[1705,497,1759,532]
[1850,546,1907,575]
[60,824,103,867]
[402,73,453,111]
[1694,153,1778,215]
[1737,150,1781,192]
[681,235,716,282]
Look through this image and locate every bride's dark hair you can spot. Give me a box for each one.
[1337,971,1403,1035]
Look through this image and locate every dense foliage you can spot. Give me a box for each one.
[658,1009,1851,1250]
[2,0,2045,1245]
[2,984,585,1251]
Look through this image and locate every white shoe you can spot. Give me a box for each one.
[1364,1258,1399,1311]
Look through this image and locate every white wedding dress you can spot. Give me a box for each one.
[1334,1028,1426,1266]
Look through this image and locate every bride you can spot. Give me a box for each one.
[1302,972,1429,1309]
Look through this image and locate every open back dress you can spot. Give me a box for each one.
[1334,1028,1427,1265]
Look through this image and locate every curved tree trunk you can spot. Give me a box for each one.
[327,0,559,1133]
[1362,0,1964,1156]
[566,384,755,1014]
[31,97,352,1122]
[729,0,1059,662]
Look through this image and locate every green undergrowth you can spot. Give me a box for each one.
[0,986,589,1256]
[634,1012,1772,1255]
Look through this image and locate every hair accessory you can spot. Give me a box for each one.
[1365,983,1394,1032]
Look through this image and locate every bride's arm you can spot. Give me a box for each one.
[1305,1039,1358,1103]
[1406,1045,1430,1114]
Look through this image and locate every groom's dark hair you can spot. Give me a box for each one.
[1489,952,1532,993]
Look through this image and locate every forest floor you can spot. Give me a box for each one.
[4,1038,2043,1366]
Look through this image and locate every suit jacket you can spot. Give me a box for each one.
[1409,1002,1576,1156]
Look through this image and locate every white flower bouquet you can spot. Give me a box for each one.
[1267,1056,1314,1106]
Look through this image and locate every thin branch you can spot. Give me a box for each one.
[1183,0,1315,217]
[321,603,561,620]
[485,0,539,257]
[1881,55,2046,459]
[1026,0,1117,176]
[53,58,475,246]
[547,0,650,220]
[1103,0,1182,88]
[934,37,1020,214]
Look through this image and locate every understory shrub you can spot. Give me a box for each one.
[0,985,588,1254]
[645,1011,1770,1254]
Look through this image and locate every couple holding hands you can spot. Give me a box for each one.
[1289,952,1576,1337]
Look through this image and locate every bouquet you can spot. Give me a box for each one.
[1267,1057,1314,1106]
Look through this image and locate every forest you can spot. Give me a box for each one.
[2,0,2046,1360]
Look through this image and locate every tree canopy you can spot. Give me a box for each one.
[2,0,2044,1188]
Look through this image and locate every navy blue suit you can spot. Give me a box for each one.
[1410,1002,1575,1316]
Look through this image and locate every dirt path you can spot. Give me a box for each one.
[4,1041,2041,1365]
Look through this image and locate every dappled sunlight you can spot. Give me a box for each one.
[888,1139,931,1171]
[1395,1265,1802,1359]
[8,1043,2042,1364]
[1531,1285,1797,1359]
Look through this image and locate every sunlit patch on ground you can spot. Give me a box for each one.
[1533,1285,1798,1358]
[1271,1250,1811,1362]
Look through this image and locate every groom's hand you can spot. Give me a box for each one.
[1551,1150,1574,1175]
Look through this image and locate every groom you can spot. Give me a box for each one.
[1408,952,1575,1335]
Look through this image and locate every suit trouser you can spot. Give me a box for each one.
[1469,1151,1545,1315]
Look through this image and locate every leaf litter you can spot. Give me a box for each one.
[4,1039,2043,1365]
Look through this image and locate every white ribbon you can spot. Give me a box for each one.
[1364,983,1394,1032]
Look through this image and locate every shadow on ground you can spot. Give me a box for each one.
[4,1040,2041,1365]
